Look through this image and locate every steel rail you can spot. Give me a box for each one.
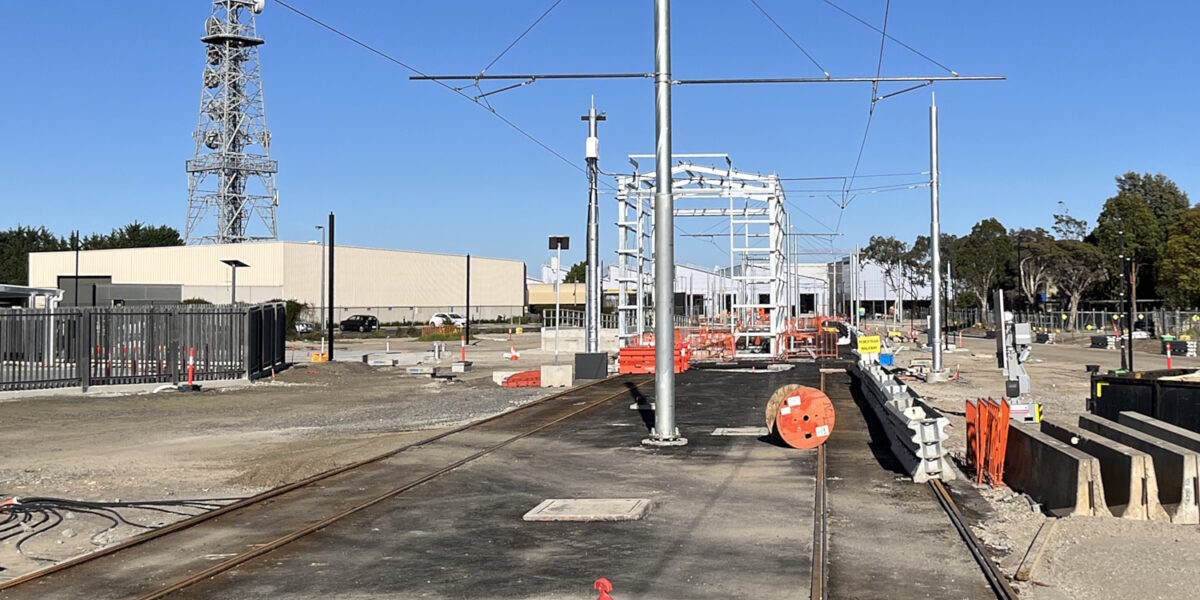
[135,378,652,600]
[0,376,631,592]
[810,443,828,600]
[928,479,1018,600]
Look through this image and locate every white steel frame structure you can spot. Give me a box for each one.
[615,154,792,359]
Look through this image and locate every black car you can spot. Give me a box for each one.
[339,314,379,332]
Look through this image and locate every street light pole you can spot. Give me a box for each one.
[548,236,570,365]
[316,224,325,354]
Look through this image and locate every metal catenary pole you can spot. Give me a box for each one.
[647,0,684,445]
[929,94,944,374]
[583,99,605,354]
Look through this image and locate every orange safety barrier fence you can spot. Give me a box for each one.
[966,397,1010,487]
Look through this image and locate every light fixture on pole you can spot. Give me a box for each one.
[221,259,249,305]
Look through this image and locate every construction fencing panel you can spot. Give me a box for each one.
[0,302,286,393]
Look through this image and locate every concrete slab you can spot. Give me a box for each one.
[1078,414,1200,524]
[1004,422,1109,517]
[1041,419,1169,522]
[405,366,435,376]
[451,361,472,373]
[522,498,651,522]
[539,363,573,388]
[1118,411,1200,453]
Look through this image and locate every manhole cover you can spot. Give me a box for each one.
[711,426,768,436]
[522,498,652,522]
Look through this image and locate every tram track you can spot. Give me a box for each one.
[0,375,651,599]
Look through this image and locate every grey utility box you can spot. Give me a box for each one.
[574,352,608,380]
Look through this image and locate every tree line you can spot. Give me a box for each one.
[0,222,183,285]
[864,171,1195,327]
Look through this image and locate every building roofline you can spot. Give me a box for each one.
[28,240,524,265]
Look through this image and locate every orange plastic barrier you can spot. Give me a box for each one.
[501,370,541,388]
[618,344,690,374]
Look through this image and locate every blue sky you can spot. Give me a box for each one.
[1,1,1197,272]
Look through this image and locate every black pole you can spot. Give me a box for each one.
[465,254,471,344]
[73,231,80,307]
[327,212,335,361]
[1126,258,1136,372]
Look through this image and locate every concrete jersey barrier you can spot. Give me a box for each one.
[1005,423,1109,517]
[1117,411,1200,454]
[1041,420,1169,522]
[1078,414,1200,524]
[848,355,954,483]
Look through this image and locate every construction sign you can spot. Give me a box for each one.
[857,335,881,354]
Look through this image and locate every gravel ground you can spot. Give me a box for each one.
[0,333,561,579]
[902,334,1200,600]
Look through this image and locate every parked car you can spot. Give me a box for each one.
[340,314,379,332]
[295,321,316,334]
[429,312,466,327]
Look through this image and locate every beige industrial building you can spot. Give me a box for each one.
[28,242,526,323]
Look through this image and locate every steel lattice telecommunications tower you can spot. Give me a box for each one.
[186,0,279,244]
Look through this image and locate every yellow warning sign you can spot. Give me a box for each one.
[857,335,881,354]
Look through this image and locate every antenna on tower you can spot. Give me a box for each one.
[186,0,280,244]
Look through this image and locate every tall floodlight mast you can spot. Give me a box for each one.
[186,0,279,244]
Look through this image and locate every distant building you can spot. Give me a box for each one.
[29,242,526,323]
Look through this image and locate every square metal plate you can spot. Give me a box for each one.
[711,426,768,436]
[522,498,652,522]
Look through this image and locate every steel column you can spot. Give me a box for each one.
[929,95,944,373]
[583,101,605,353]
[648,0,683,445]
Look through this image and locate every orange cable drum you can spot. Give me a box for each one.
[772,386,836,449]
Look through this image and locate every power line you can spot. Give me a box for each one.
[480,0,567,75]
[822,0,958,76]
[747,0,829,78]
[272,0,588,179]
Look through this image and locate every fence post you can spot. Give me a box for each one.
[244,305,253,380]
[77,309,87,391]
[169,307,180,386]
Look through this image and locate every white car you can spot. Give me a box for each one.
[429,312,467,327]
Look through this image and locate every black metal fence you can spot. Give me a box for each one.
[0,303,287,392]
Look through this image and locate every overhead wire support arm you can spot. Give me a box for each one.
[673,75,1005,85]
[410,73,653,81]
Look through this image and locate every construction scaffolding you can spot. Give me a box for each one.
[614,154,795,359]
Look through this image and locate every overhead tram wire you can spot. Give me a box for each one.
[837,0,891,231]
[747,0,830,78]
[478,0,567,76]
[822,0,958,75]
[271,0,592,182]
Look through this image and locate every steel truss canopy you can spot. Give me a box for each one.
[615,154,804,359]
